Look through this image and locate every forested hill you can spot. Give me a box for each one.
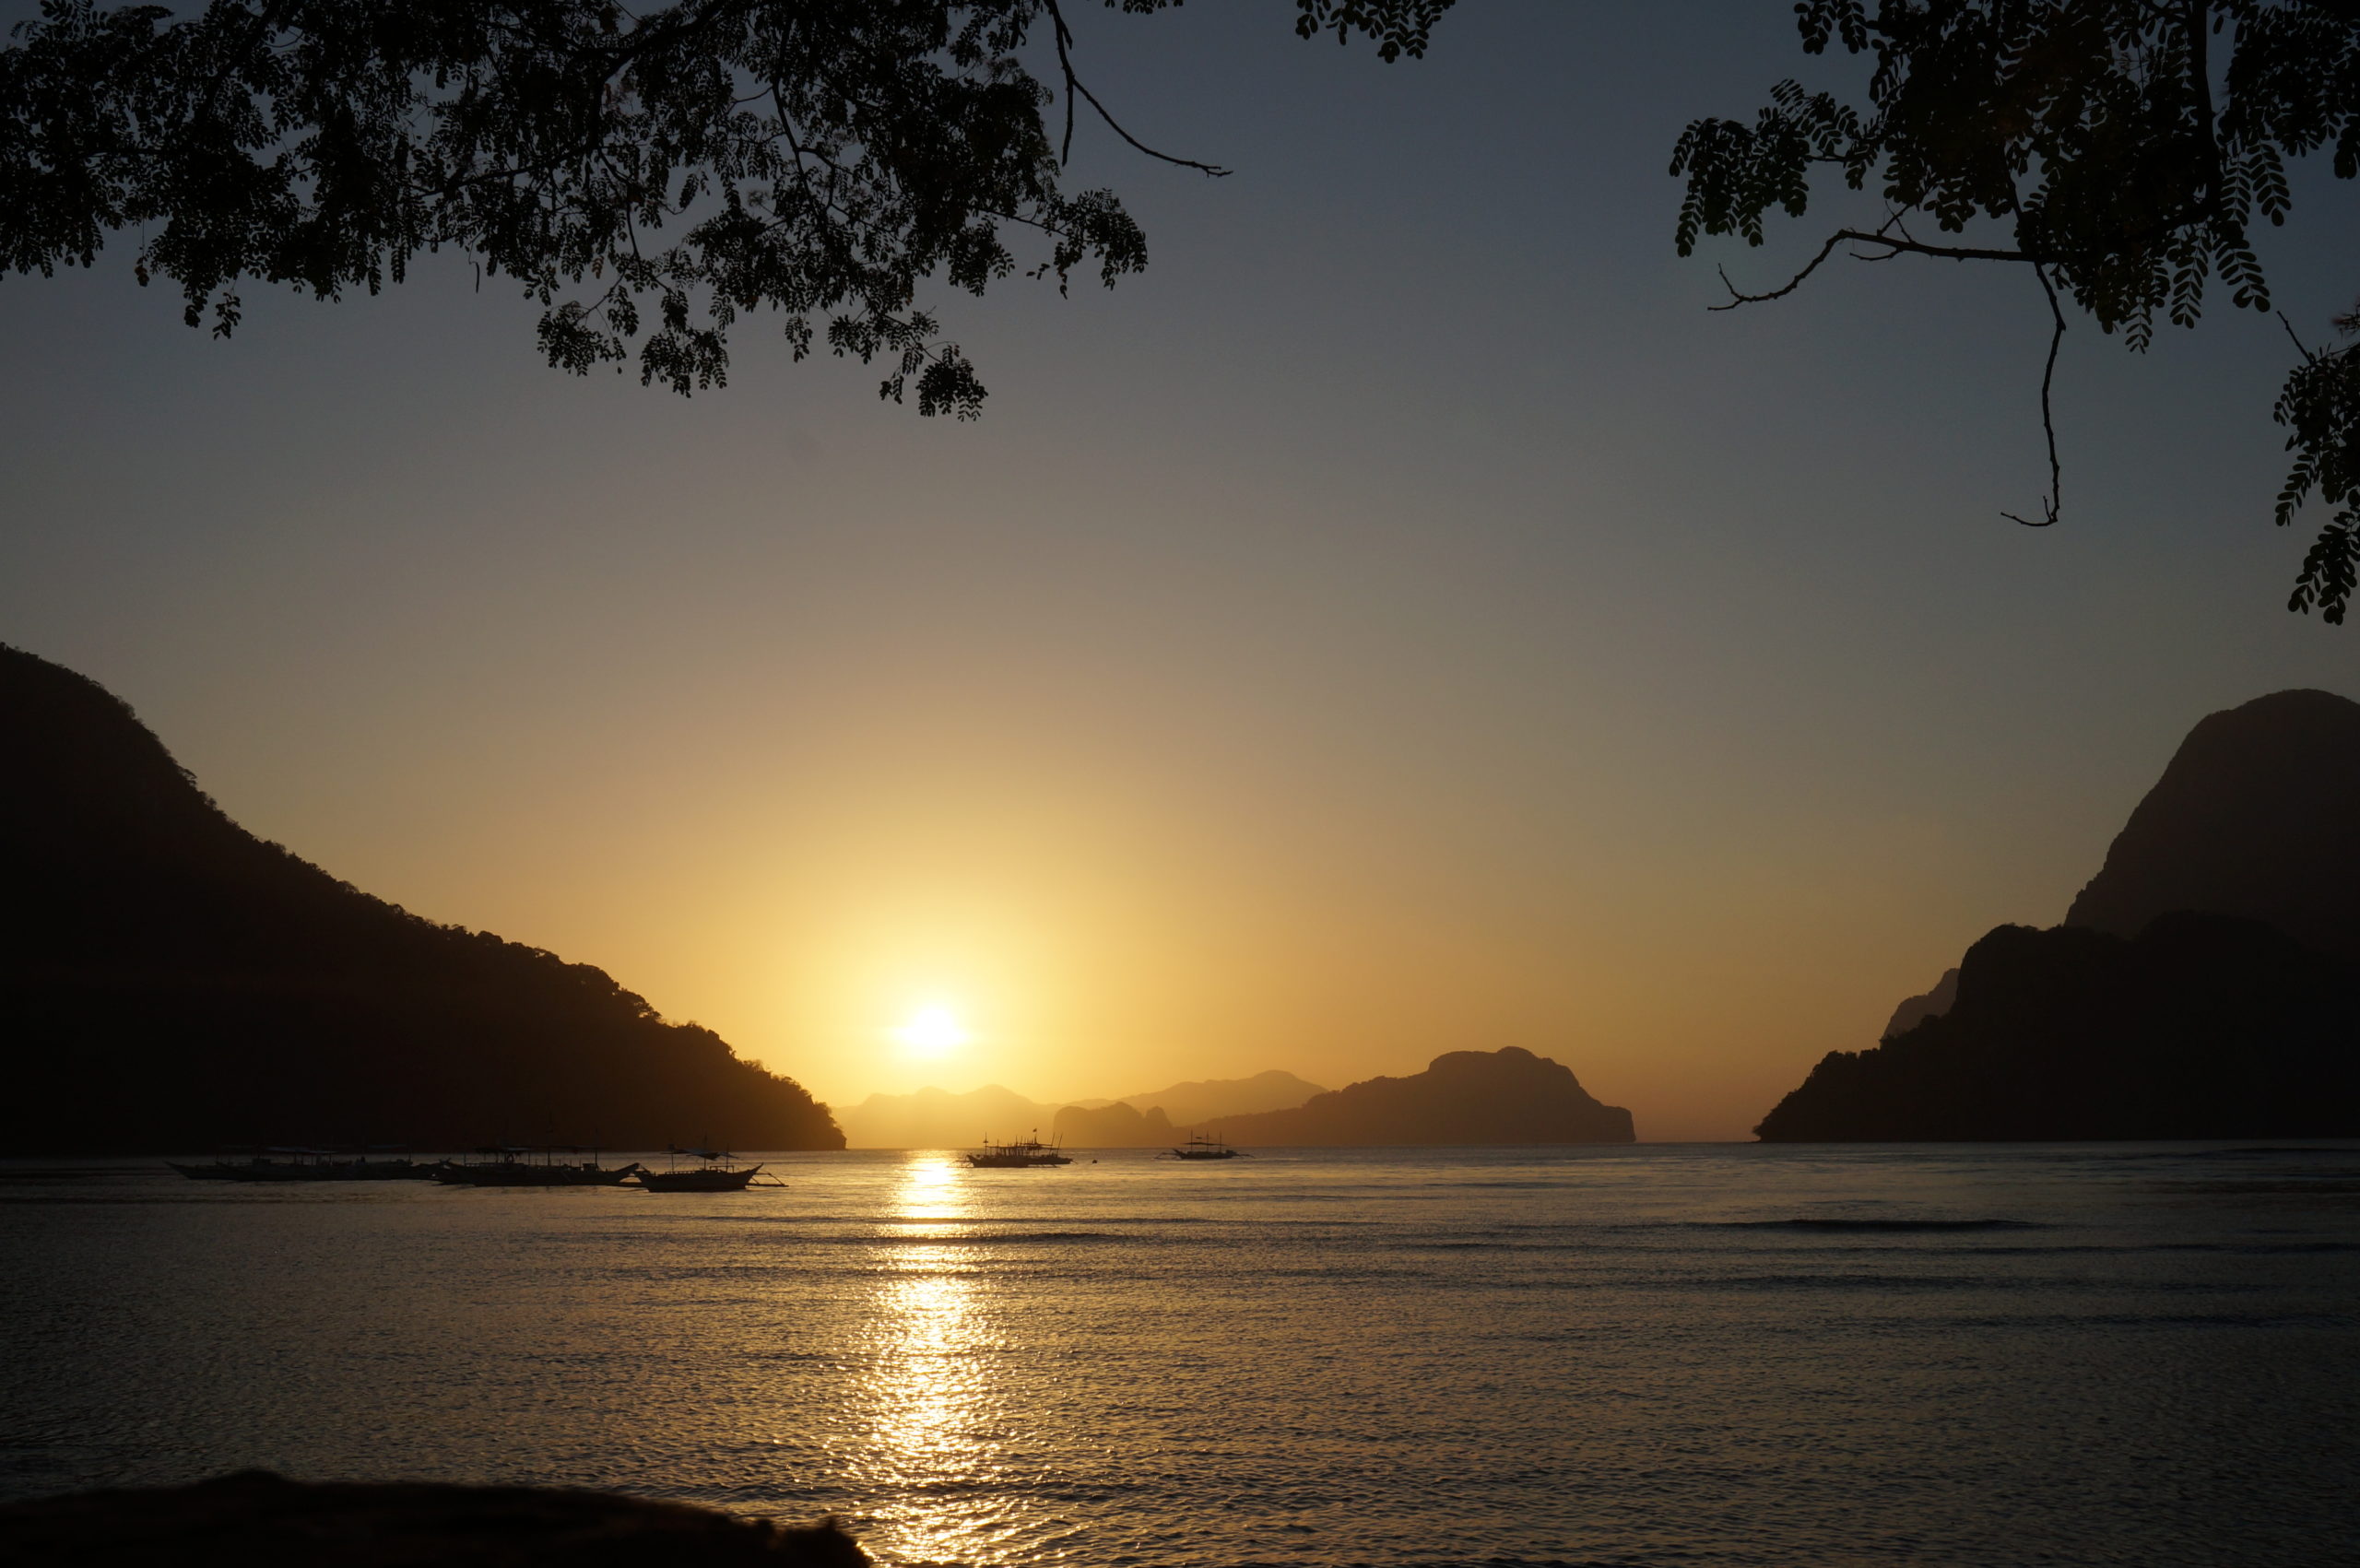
[0,645,842,1154]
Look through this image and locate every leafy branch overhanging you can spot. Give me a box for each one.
[0,0,1454,414]
[1671,0,2360,618]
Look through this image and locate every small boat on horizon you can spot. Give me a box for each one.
[1165,1133,1245,1161]
[964,1133,1072,1169]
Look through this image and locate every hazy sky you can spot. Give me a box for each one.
[7,2,2359,1138]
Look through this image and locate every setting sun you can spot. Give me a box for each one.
[890,1004,972,1061]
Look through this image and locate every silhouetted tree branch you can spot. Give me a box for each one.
[1674,0,2360,615]
[0,0,1452,411]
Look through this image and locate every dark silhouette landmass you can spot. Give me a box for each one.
[0,1471,867,1567]
[1881,968,1958,1041]
[1757,914,2360,1140]
[840,1070,1328,1149]
[2064,689,2360,961]
[1051,1100,1177,1147]
[0,645,842,1154]
[1769,690,2360,1141]
[1070,1069,1328,1126]
[1196,1047,1635,1145]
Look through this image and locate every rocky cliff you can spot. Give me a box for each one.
[1766,689,2360,1141]
[2064,690,2360,961]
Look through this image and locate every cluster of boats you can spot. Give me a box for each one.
[170,1133,1247,1185]
[960,1132,1245,1166]
[168,1145,774,1192]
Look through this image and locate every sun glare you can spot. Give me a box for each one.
[891,1004,971,1061]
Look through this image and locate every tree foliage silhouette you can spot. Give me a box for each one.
[1673,1,2360,618]
[0,0,1449,413]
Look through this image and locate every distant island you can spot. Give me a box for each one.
[1761,690,2360,1140]
[837,1070,1328,1149]
[0,645,843,1154]
[841,1054,1634,1149]
[1052,1101,1180,1148]
[1201,1047,1634,1146]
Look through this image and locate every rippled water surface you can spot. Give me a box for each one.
[5,1144,2359,1566]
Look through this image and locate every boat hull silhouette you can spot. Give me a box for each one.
[964,1135,1070,1168]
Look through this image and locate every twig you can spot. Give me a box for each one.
[2278,309,2314,360]
[1044,0,1229,176]
[2001,264,2066,528]
[1711,228,2038,312]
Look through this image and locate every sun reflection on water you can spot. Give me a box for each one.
[858,1153,1019,1566]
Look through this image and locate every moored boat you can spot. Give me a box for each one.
[964,1133,1071,1169]
[169,1147,443,1182]
[632,1146,773,1192]
[1165,1133,1245,1161]
[433,1146,643,1187]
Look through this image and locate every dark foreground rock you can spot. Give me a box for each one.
[0,1471,867,1568]
[1199,1046,1635,1145]
[1757,913,2360,1141]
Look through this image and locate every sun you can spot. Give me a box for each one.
[891,1003,972,1062]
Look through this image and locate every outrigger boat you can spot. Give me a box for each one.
[633,1146,776,1192]
[964,1133,1072,1169]
[432,1146,643,1187]
[1164,1134,1245,1161]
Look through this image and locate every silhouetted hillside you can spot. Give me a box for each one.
[1105,1070,1325,1125]
[1198,1048,1634,1145]
[1052,1101,1177,1147]
[1860,690,2360,1057]
[840,1070,1327,1148]
[1809,689,2360,1140]
[1757,914,2360,1140]
[0,645,842,1154]
[1881,968,1958,1041]
[2065,690,2360,961]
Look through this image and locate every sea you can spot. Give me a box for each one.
[3,1143,2357,1567]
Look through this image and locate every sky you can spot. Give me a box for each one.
[6,2,2360,1140]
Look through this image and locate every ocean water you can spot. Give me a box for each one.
[3,1143,2357,1567]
